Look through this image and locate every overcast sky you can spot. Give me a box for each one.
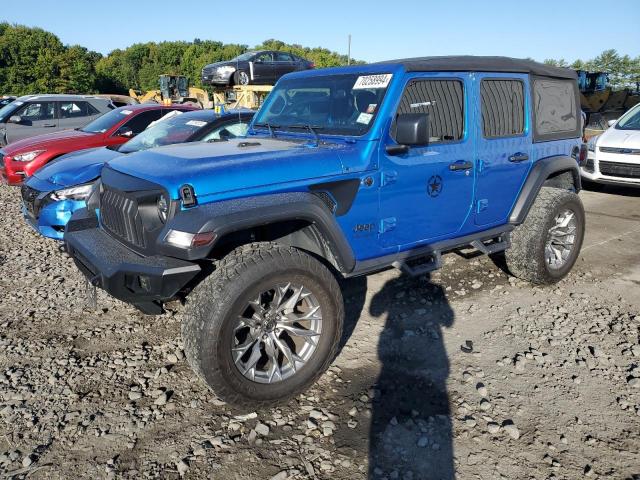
[2,0,639,63]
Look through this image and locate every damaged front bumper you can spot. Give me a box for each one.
[64,209,201,314]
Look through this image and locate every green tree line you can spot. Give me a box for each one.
[2,22,638,96]
[0,23,360,96]
[543,49,640,89]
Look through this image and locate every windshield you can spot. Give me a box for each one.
[118,113,211,153]
[0,101,20,123]
[234,52,255,62]
[252,73,392,136]
[615,104,640,131]
[80,107,133,133]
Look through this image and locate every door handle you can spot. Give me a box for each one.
[42,123,56,127]
[508,152,529,162]
[449,160,473,171]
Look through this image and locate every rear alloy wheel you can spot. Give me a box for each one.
[505,186,585,284]
[182,243,343,407]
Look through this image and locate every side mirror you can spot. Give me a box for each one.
[607,119,616,128]
[8,115,22,124]
[116,127,134,138]
[386,113,430,155]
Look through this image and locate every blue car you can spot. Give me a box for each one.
[21,109,253,239]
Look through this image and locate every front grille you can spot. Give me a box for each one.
[599,146,640,155]
[100,187,147,249]
[21,184,40,216]
[599,161,640,179]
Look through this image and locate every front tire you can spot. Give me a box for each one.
[182,243,344,407]
[234,71,250,86]
[505,187,585,284]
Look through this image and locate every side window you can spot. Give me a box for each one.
[532,77,579,141]
[120,110,164,135]
[255,52,273,63]
[60,101,95,119]
[394,79,464,143]
[200,121,249,142]
[16,102,55,121]
[275,52,293,62]
[481,80,525,138]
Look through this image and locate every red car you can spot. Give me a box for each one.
[0,104,196,185]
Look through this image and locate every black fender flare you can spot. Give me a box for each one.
[509,155,581,225]
[159,192,356,273]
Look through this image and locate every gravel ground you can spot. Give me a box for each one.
[0,183,639,480]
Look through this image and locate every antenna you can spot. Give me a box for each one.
[347,34,351,66]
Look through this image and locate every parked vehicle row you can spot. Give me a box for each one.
[21,110,253,239]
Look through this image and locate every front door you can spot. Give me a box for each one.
[6,101,57,143]
[250,52,275,84]
[474,73,532,226]
[379,74,475,248]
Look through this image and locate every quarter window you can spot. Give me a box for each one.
[394,79,464,143]
[481,80,525,138]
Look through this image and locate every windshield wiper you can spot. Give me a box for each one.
[253,122,279,138]
[287,124,324,146]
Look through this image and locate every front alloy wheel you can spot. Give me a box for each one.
[232,283,323,383]
[182,243,344,407]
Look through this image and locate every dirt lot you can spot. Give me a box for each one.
[0,183,639,480]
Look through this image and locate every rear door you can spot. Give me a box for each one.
[5,101,57,143]
[57,100,101,131]
[474,73,531,226]
[273,52,297,79]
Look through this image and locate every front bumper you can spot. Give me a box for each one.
[580,150,640,188]
[201,69,234,85]
[65,209,201,314]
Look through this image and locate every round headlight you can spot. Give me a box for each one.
[157,194,169,223]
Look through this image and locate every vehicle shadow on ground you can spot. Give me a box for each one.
[582,181,640,197]
[364,272,455,480]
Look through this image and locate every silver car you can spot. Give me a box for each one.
[0,94,114,146]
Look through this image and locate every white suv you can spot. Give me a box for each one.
[581,103,640,187]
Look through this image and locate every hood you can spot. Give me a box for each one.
[33,147,123,186]
[599,127,640,149]
[4,129,97,154]
[205,60,239,69]
[107,137,350,200]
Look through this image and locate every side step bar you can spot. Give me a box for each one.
[392,233,510,277]
[392,251,442,277]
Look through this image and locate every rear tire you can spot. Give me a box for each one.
[182,243,344,408]
[505,187,585,284]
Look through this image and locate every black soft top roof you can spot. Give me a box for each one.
[377,56,576,79]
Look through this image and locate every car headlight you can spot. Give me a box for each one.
[157,194,169,223]
[587,135,599,152]
[13,150,45,162]
[217,66,236,74]
[50,183,94,201]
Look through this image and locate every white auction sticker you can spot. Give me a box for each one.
[353,74,393,90]
[186,120,207,127]
[356,112,373,124]
[120,109,133,115]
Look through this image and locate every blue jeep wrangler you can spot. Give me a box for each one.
[64,56,586,406]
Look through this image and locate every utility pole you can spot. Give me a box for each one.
[347,34,351,66]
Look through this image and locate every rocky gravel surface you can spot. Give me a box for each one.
[0,183,639,480]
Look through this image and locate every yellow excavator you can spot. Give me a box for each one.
[579,70,640,139]
[129,75,212,108]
